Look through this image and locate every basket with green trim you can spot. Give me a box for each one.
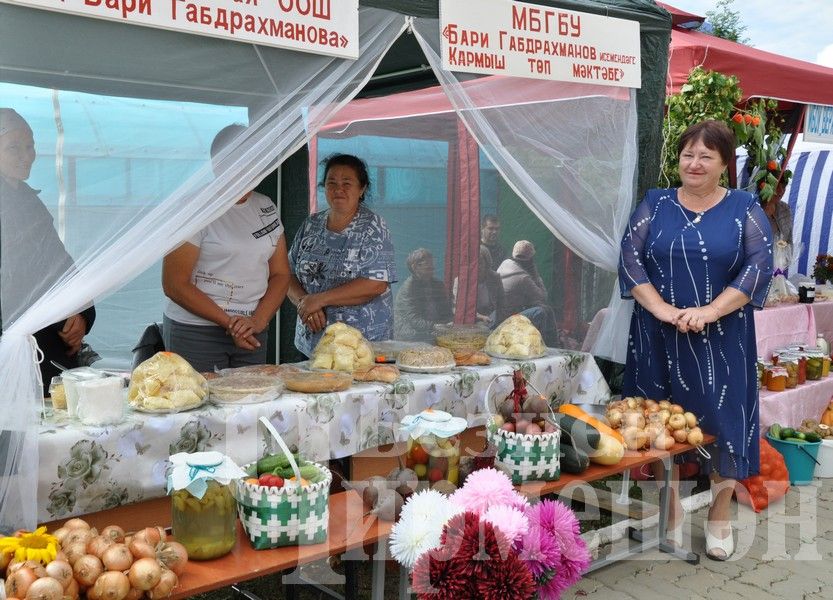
[235,416,331,549]
[484,374,561,484]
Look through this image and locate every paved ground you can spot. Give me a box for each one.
[197,477,833,599]
[565,478,833,600]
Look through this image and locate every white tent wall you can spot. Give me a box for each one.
[0,4,409,531]
[1,5,641,530]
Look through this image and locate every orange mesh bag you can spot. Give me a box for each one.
[736,437,789,512]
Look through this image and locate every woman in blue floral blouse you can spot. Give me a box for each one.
[288,154,396,357]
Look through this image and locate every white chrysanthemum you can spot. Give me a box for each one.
[399,489,453,522]
[389,490,462,568]
[483,504,529,543]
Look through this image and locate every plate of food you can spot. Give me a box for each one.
[484,349,547,360]
[208,374,284,405]
[396,346,456,374]
[132,400,206,414]
[283,370,353,393]
[484,314,547,360]
[128,352,209,413]
[370,340,431,363]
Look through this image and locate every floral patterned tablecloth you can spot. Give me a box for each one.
[38,350,610,521]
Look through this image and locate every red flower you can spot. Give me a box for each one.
[744,114,754,124]
[767,160,778,171]
[413,512,535,600]
[413,547,475,600]
[475,550,537,600]
[752,115,761,126]
[731,113,744,124]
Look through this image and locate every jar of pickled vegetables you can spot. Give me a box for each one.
[765,366,788,392]
[400,409,467,487]
[823,355,831,378]
[779,355,799,389]
[168,451,247,560]
[806,352,825,380]
[796,354,807,385]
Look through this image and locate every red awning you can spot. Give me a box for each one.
[655,1,704,27]
[667,15,833,107]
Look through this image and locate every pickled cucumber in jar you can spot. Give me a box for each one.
[167,451,247,560]
[172,480,237,559]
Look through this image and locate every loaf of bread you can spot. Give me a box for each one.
[353,364,400,383]
[283,370,353,393]
[453,350,491,366]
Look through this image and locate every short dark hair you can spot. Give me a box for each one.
[210,124,247,158]
[406,248,433,274]
[481,214,500,228]
[677,120,734,166]
[320,154,371,201]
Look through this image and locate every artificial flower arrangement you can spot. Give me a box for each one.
[389,468,589,599]
[813,254,833,284]
[0,527,59,565]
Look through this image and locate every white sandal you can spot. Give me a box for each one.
[705,522,734,561]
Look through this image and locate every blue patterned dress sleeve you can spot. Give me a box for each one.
[619,193,653,298]
[726,200,774,309]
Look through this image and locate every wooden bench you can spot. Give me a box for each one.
[350,428,717,577]
[47,490,391,600]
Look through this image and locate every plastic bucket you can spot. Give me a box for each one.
[816,439,833,478]
[766,433,821,485]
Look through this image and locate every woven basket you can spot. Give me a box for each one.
[485,375,561,484]
[235,416,331,549]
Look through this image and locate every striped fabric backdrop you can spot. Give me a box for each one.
[737,150,833,275]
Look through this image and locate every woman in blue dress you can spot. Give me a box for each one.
[619,120,773,560]
[288,154,396,357]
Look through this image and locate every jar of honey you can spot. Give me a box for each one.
[765,366,788,392]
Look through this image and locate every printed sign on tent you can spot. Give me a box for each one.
[439,0,641,88]
[805,104,833,144]
[0,0,359,59]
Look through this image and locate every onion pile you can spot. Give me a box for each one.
[3,519,186,600]
[606,397,703,451]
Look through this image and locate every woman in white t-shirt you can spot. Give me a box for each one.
[161,125,291,372]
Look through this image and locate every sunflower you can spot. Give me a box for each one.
[0,526,59,564]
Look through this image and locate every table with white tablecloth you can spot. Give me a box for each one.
[36,349,610,522]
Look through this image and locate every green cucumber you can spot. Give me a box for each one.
[780,427,796,440]
[768,423,782,440]
[804,432,822,443]
[783,436,807,443]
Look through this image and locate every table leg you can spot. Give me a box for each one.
[369,541,387,600]
[398,565,410,599]
[344,555,359,600]
[630,454,699,564]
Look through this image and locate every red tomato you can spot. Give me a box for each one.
[258,473,272,486]
[271,476,285,488]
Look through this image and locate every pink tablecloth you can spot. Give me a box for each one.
[759,375,833,429]
[812,301,833,342]
[754,303,816,359]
